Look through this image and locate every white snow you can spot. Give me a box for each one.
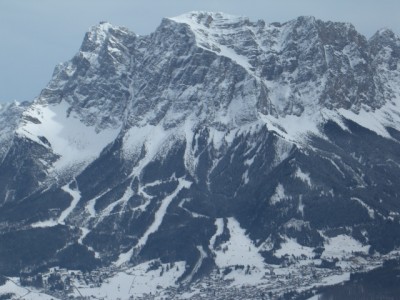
[58,180,81,224]
[178,198,208,218]
[212,217,266,285]
[31,179,81,228]
[351,197,375,219]
[216,44,253,73]
[284,218,310,231]
[303,273,350,299]
[270,183,287,205]
[257,75,400,146]
[170,12,254,74]
[275,237,314,258]
[242,169,250,184]
[260,111,322,144]
[96,184,134,224]
[258,236,275,252]
[321,272,350,285]
[184,245,207,283]
[298,197,305,217]
[209,218,224,249]
[211,217,264,268]
[183,117,198,176]
[136,178,192,248]
[272,137,293,167]
[257,96,400,149]
[116,178,192,266]
[322,234,370,259]
[85,189,111,218]
[338,107,391,138]
[262,86,400,146]
[0,278,58,300]
[123,124,172,177]
[31,219,58,228]
[76,227,100,258]
[294,167,312,187]
[322,109,350,132]
[323,156,346,178]
[78,227,90,244]
[17,101,120,176]
[115,249,134,268]
[343,44,367,68]
[74,260,186,299]
[208,127,227,150]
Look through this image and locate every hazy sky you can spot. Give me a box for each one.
[1,0,399,103]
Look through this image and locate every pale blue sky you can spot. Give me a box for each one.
[1,0,399,103]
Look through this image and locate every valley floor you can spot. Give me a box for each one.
[1,250,399,300]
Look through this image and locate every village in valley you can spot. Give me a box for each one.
[7,248,398,300]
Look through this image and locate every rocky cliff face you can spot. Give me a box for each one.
[0,101,27,161]
[1,11,400,299]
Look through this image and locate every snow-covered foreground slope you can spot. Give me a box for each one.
[2,11,400,299]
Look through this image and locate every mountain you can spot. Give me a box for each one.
[1,12,400,299]
[0,101,27,161]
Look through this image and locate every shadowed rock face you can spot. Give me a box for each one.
[1,12,400,287]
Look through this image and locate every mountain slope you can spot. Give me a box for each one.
[1,11,400,299]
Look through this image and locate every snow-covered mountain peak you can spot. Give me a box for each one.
[170,11,250,28]
[370,27,400,55]
[167,11,257,58]
[371,27,399,41]
[286,15,317,29]
[4,14,400,299]
[29,22,138,135]
[80,21,133,53]
[7,13,400,182]
[13,13,400,150]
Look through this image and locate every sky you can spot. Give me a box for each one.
[0,0,399,103]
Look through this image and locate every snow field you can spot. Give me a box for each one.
[74,260,186,299]
[211,217,266,285]
[322,234,370,259]
[17,101,120,175]
[0,278,58,300]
